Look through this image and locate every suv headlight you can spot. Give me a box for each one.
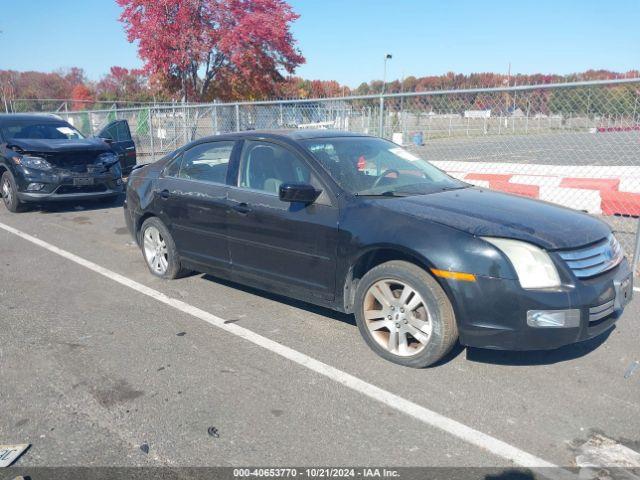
[14,155,53,171]
[482,237,561,289]
[98,152,119,166]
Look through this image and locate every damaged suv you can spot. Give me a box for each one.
[0,114,125,212]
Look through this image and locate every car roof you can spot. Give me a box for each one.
[0,113,65,125]
[198,129,372,143]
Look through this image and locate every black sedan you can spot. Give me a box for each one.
[0,114,125,212]
[124,130,632,367]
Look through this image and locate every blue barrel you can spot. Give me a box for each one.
[412,131,423,146]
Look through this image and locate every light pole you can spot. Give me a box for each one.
[379,54,392,136]
[382,53,392,95]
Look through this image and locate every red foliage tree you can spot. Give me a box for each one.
[71,84,93,110]
[62,67,87,88]
[96,66,151,102]
[276,77,350,99]
[117,0,305,101]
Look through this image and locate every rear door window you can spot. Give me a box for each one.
[163,154,182,177]
[178,141,235,184]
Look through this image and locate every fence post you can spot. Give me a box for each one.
[149,108,155,161]
[378,96,385,138]
[235,104,240,132]
[212,103,218,134]
[633,222,640,276]
[182,103,187,144]
[173,104,177,142]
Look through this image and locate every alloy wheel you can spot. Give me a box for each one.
[2,179,12,206]
[363,279,433,357]
[143,226,169,275]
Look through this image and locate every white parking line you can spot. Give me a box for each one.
[0,221,576,480]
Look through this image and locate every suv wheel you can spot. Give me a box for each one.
[354,260,458,368]
[140,217,189,279]
[1,171,26,213]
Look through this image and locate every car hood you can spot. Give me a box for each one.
[375,187,610,250]
[7,137,111,154]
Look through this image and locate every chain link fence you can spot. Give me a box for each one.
[50,78,640,270]
[2,98,173,113]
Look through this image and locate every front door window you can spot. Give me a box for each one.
[238,141,313,195]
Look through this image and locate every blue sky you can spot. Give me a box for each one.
[0,0,638,87]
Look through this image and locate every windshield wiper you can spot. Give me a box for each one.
[355,190,408,197]
[356,183,469,197]
[439,185,470,192]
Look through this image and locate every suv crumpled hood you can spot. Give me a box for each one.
[7,138,115,171]
[8,138,111,154]
[378,187,610,250]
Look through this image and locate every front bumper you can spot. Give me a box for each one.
[18,187,122,202]
[14,165,123,202]
[446,259,633,350]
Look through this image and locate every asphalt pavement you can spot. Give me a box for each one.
[415,131,639,166]
[0,198,639,474]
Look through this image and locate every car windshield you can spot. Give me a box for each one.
[0,121,85,141]
[302,136,466,196]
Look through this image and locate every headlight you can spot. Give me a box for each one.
[13,155,53,171]
[98,152,119,165]
[610,234,624,265]
[482,237,561,289]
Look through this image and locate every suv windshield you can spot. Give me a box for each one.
[1,121,85,141]
[302,137,466,196]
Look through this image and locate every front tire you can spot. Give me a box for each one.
[354,260,458,368]
[1,171,27,213]
[140,217,188,279]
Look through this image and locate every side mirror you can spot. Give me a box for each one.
[279,183,321,204]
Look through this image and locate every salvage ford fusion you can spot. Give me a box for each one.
[0,114,124,212]
[124,130,632,367]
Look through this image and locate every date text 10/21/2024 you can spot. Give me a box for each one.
[232,469,401,478]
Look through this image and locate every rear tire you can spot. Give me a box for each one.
[1,171,27,213]
[139,217,189,279]
[354,260,458,368]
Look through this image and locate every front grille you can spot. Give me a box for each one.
[43,152,103,173]
[557,235,623,279]
[56,185,107,194]
[588,299,615,322]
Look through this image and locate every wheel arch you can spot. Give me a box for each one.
[0,160,13,180]
[342,245,442,313]
[136,212,158,244]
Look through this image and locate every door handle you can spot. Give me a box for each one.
[232,202,252,214]
[159,189,170,199]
